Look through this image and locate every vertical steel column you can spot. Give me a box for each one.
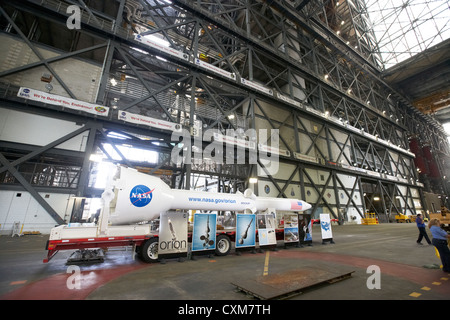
[76,122,101,198]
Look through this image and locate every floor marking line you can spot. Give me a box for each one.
[263,251,270,276]
[409,292,421,298]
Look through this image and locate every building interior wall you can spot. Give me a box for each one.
[0,0,448,234]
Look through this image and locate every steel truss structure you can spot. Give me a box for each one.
[364,0,450,69]
[0,0,449,227]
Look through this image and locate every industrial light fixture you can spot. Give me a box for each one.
[249,177,258,184]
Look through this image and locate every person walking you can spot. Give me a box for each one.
[428,218,450,273]
[416,213,431,245]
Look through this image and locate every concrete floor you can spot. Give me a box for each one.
[0,223,449,302]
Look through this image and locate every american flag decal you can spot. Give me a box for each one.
[290,200,303,210]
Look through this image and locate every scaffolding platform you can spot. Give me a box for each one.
[231,267,354,300]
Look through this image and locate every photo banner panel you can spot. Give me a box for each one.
[192,213,217,252]
[236,214,256,248]
[159,212,188,255]
[284,213,299,243]
[299,214,312,244]
[257,214,277,246]
[320,213,333,240]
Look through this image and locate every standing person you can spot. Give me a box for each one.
[428,218,450,273]
[416,214,431,245]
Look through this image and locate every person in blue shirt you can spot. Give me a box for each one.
[416,214,431,245]
[428,218,450,273]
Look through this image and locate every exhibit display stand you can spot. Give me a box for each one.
[299,214,313,247]
[191,213,217,259]
[235,214,256,255]
[283,213,300,248]
[158,212,189,263]
[320,213,335,245]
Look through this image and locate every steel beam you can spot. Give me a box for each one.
[0,153,65,224]
[0,6,77,99]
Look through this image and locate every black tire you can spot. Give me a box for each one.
[215,234,231,256]
[140,237,159,263]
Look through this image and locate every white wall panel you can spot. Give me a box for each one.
[0,108,89,151]
[0,190,74,235]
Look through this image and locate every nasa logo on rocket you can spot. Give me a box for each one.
[129,185,155,207]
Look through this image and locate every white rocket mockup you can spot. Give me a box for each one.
[104,166,311,225]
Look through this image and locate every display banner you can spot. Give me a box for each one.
[241,78,273,96]
[192,213,217,251]
[320,213,333,240]
[298,214,312,244]
[235,214,256,248]
[158,212,188,255]
[118,110,182,132]
[284,213,299,243]
[17,87,109,117]
[194,58,236,80]
[135,34,189,61]
[257,214,276,246]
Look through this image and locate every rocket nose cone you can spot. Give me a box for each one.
[303,201,312,211]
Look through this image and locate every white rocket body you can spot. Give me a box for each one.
[106,166,311,225]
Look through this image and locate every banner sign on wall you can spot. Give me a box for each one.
[159,211,188,255]
[118,110,182,132]
[17,87,109,117]
[236,214,256,248]
[320,213,333,240]
[284,213,299,243]
[135,34,189,61]
[192,213,217,252]
[257,214,277,246]
[194,58,236,80]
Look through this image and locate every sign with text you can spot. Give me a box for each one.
[257,214,276,246]
[17,87,109,117]
[118,110,182,132]
[159,211,188,255]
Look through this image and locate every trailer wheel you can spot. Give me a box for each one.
[140,237,159,263]
[215,235,231,256]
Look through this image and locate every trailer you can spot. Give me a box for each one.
[44,223,292,263]
[44,166,311,264]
